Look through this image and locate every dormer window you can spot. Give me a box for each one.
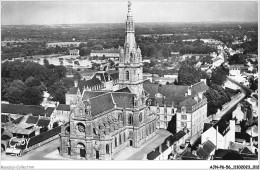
[181,106,186,114]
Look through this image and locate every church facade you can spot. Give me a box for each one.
[59,1,158,160]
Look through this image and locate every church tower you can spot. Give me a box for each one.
[119,1,144,105]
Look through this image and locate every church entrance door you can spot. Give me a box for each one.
[96,151,99,159]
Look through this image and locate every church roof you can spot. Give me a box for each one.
[90,93,115,116]
[111,92,134,108]
[114,87,131,93]
[82,91,108,100]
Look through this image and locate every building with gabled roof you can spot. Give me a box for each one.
[1,104,55,120]
[201,119,235,150]
[60,2,157,160]
[144,80,208,137]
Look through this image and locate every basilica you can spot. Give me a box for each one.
[59,1,158,160]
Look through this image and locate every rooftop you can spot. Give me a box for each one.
[56,104,70,111]
[1,104,55,117]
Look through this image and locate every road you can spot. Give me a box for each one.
[227,76,253,96]
[1,138,60,160]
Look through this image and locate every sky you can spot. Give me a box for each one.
[1,0,258,25]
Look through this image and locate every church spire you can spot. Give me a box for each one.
[124,1,136,53]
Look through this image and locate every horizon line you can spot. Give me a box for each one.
[2,21,258,26]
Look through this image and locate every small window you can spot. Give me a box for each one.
[181,115,187,120]
[181,122,187,127]
[126,71,130,80]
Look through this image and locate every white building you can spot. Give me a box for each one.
[202,119,235,149]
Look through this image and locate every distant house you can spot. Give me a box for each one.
[232,104,246,124]
[46,42,86,48]
[215,146,258,160]
[147,129,189,160]
[51,103,71,127]
[90,49,120,60]
[69,49,79,56]
[229,64,246,77]
[195,140,216,160]
[1,104,55,120]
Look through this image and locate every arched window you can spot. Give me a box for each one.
[115,137,117,147]
[139,113,142,122]
[124,132,126,142]
[106,144,109,154]
[126,71,130,80]
[65,126,70,135]
[128,114,133,125]
[119,134,122,145]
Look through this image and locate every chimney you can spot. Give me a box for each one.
[198,92,203,100]
[194,95,198,102]
[187,86,192,96]
[216,126,218,150]
[74,79,78,87]
[250,137,253,147]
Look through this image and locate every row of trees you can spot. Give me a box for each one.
[1,60,76,105]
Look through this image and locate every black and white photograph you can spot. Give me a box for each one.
[1,0,259,169]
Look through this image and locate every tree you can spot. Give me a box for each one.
[48,81,67,104]
[178,64,207,85]
[73,72,82,80]
[25,76,41,87]
[79,48,86,56]
[22,86,43,105]
[228,53,246,65]
[3,80,26,104]
[210,65,228,86]
[43,58,49,66]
